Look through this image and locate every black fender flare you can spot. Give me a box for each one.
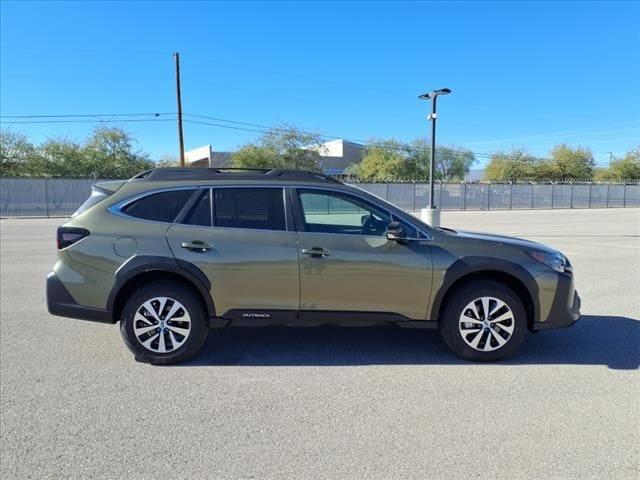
[106,255,215,318]
[428,257,540,322]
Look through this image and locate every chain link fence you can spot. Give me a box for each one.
[352,182,640,212]
[0,178,96,217]
[1,178,639,217]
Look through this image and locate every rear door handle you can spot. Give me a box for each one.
[301,247,331,258]
[181,240,212,252]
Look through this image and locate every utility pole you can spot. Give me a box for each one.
[174,52,185,166]
[607,152,615,165]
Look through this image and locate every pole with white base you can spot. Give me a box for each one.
[418,88,451,228]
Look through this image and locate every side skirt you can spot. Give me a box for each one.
[209,309,437,329]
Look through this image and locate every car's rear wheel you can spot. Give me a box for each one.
[120,281,209,365]
[439,280,527,361]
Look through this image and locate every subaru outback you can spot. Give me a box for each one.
[47,168,581,364]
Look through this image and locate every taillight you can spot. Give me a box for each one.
[57,227,90,250]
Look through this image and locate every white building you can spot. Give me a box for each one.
[315,139,365,175]
[209,139,365,175]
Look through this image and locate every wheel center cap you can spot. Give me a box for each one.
[483,320,490,329]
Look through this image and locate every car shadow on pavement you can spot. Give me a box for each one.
[183,315,639,370]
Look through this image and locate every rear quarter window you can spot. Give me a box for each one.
[122,189,194,223]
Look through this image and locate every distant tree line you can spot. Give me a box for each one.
[231,126,639,182]
[2,125,638,181]
[484,144,640,182]
[0,126,155,178]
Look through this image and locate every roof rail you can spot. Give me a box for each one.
[130,169,154,179]
[210,167,271,173]
[138,167,342,184]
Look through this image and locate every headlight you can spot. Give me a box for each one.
[529,251,568,273]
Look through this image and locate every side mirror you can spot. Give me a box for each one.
[385,221,408,243]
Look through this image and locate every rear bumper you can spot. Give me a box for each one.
[532,273,581,331]
[46,271,114,323]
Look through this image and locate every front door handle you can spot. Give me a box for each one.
[301,247,331,258]
[181,240,212,252]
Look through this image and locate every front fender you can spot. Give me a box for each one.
[428,256,540,322]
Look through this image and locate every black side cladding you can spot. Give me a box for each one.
[46,272,113,323]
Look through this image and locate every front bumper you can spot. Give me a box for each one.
[532,272,581,331]
[46,271,114,323]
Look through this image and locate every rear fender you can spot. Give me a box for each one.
[106,255,215,319]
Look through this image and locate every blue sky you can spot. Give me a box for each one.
[1,1,639,167]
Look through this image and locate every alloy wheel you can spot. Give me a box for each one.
[133,297,192,353]
[458,296,515,352]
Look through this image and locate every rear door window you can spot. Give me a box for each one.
[181,189,212,227]
[213,188,286,231]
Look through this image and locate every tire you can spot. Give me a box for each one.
[120,281,209,365]
[439,280,527,362]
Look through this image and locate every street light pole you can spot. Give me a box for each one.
[429,94,437,209]
[418,88,451,227]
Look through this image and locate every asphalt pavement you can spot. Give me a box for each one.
[1,208,638,479]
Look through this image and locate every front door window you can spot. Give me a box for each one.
[297,190,392,236]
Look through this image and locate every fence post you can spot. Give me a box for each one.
[551,183,555,209]
[462,182,467,211]
[412,182,417,212]
[570,183,574,209]
[487,183,491,210]
[386,182,390,201]
[509,183,513,210]
[44,177,50,218]
[439,182,443,210]
[588,183,592,208]
[606,184,610,208]
[623,184,627,208]
[530,184,534,209]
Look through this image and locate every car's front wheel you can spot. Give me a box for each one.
[120,281,209,365]
[439,280,528,361]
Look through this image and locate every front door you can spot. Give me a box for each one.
[293,188,433,320]
[166,187,299,320]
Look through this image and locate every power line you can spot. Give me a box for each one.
[185,113,465,156]
[185,113,277,131]
[183,113,508,159]
[0,111,514,157]
[0,115,613,164]
[1,111,633,164]
[183,113,621,163]
[184,113,366,144]
[0,112,172,119]
[183,119,270,135]
[0,118,176,125]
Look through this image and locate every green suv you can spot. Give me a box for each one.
[47,168,581,364]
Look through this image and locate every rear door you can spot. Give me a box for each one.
[166,186,300,321]
[293,188,433,320]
